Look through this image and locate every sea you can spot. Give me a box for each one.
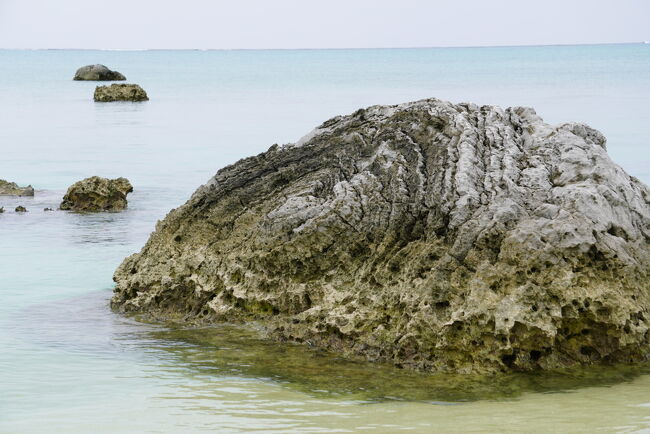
[1,44,649,432]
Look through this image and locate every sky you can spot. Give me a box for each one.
[0,0,649,49]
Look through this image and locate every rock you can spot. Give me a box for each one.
[94,84,148,102]
[0,207,4,213]
[0,179,34,196]
[15,206,27,212]
[111,98,650,374]
[60,176,133,212]
[44,208,54,212]
[73,64,126,81]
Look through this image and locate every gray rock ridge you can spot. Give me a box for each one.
[60,176,133,212]
[112,98,650,374]
[0,179,34,196]
[73,64,126,81]
[94,84,148,102]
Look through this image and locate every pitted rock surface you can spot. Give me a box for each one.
[112,98,650,373]
[0,179,34,196]
[60,176,133,212]
[94,84,148,102]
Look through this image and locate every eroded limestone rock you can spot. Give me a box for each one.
[74,64,126,81]
[60,176,133,212]
[112,98,650,374]
[94,84,148,102]
[0,179,34,196]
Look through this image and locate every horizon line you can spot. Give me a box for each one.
[0,41,647,51]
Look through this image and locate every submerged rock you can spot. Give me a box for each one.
[73,64,126,81]
[94,84,148,102]
[0,179,34,196]
[15,206,27,212]
[112,98,650,374]
[44,208,54,212]
[60,176,133,212]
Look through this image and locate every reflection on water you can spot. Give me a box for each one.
[2,45,650,432]
[6,289,650,432]
[149,325,650,403]
[17,289,650,404]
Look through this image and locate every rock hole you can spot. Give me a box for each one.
[501,353,516,368]
[529,350,542,361]
[580,346,597,357]
[597,307,612,316]
[435,301,450,309]
[607,225,629,241]
[303,293,312,309]
[174,235,182,242]
[531,305,538,312]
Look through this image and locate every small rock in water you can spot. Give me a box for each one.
[60,176,133,212]
[0,179,34,196]
[15,206,27,212]
[94,84,148,102]
[73,64,126,81]
[0,207,4,213]
[44,208,54,212]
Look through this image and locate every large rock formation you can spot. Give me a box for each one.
[0,179,34,196]
[60,176,133,212]
[94,84,148,102]
[112,98,650,374]
[73,64,126,81]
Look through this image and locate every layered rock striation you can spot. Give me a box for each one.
[112,98,650,373]
[60,176,133,212]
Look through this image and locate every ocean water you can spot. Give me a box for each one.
[1,44,649,432]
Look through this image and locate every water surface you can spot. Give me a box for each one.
[1,45,650,432]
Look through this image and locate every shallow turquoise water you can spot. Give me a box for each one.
[1,45,650,432]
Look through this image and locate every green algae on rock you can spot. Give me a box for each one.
[112,98,650,374]
[60,176,133,212]
[74,64,126,81]
[0,179,34,196]
[94,84,148,102]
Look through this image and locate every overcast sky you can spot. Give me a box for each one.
[1,0,648,49]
